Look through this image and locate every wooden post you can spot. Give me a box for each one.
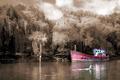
[74,45,77,51]
[39,43,42,62]
[39,42,42,80]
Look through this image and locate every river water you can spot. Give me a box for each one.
[0,60,120,80]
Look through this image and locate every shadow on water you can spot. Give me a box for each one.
[0,61,120,80]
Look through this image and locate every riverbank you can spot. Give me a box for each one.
[110,55,120,61]
[0,54,120,64]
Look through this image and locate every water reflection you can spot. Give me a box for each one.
[0,61,120,80]
[94,63,107,80]
[71,62,108,80]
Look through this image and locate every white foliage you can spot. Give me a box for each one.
[29,31,47,43]
[80,16,100,25]
[52,32,69,45]
[54,18,72,30]
[38,2,63,20]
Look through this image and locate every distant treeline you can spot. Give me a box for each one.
[0,4,120,57]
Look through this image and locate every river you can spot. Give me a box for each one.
[0,60,120,80]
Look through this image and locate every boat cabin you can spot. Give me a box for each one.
[93,49,106,57]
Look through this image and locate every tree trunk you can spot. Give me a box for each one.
[32,41,39,56]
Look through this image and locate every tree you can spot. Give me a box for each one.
[28,31,47,61]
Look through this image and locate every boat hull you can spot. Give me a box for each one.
[71,51,109,62]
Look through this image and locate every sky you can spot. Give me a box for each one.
[54,0,120,15]
[37,0,120,20]
[81,0,120,15]
[0,0,120,19]
[0,0,120,14]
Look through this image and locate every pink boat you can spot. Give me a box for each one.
[71,50,109,61]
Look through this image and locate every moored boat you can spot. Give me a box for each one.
[71,49,109,62]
